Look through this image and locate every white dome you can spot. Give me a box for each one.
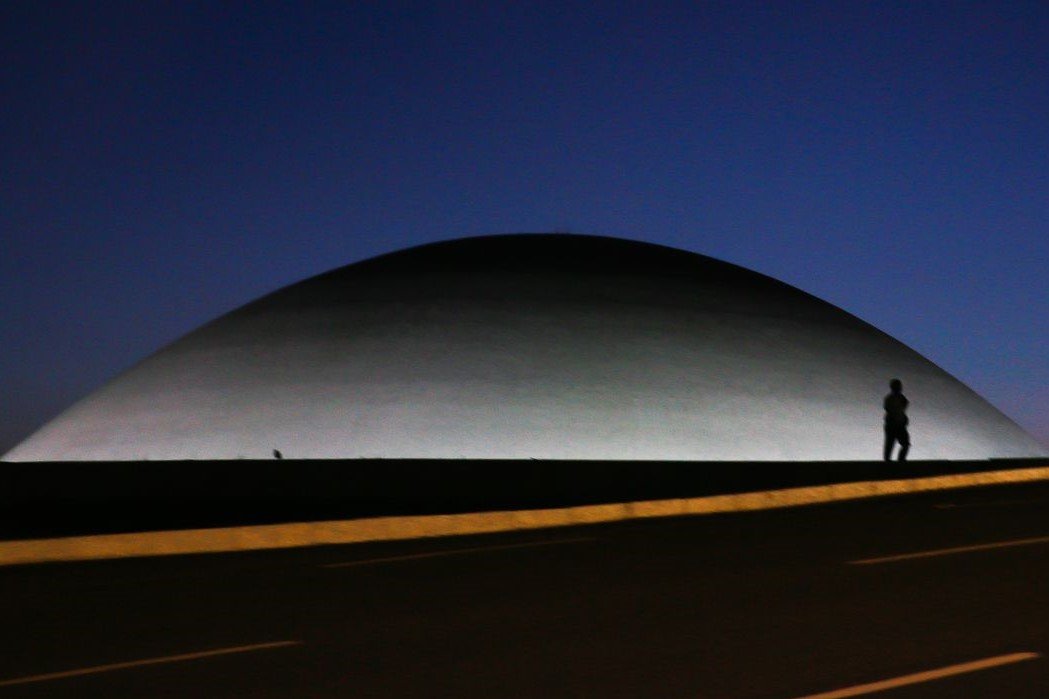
[5,234,1045,461]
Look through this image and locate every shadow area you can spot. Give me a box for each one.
[2,457,1045,540]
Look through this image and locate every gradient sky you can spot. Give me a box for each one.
[2,1,1046,455]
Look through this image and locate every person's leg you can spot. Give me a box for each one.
[883,427,894,461]
[897,428,910,462]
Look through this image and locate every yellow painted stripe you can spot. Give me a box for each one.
[796,652,1040,698]
[849,534,1049,565]
[0,641,302,687]
[1,464,1047,566]
[321,536,593,568]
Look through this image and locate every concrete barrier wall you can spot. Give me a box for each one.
[4,458,1046,540]
[1,460,1048,566]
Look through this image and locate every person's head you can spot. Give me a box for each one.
[889,378,902,393]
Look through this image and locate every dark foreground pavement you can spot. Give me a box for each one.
[3,480,1049,697]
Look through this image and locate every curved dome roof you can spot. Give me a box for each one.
[5,234,1045,461]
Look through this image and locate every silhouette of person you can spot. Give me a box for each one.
[883,379,910,462]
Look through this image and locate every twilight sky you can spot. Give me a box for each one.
[2,1,1046,455]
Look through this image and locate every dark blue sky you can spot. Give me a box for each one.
[3,1,1046,453]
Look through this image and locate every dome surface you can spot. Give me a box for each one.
[5,234,1045,461]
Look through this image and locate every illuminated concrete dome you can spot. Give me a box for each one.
[5,234,1045,462]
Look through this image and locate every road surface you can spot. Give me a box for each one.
[3,480,1049,697]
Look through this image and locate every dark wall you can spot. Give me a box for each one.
[2,458,1043,539]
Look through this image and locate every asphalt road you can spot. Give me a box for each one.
[3,480,1049,697]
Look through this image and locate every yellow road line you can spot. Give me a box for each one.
[796,652,1040,698]
[849,534,1049,565]
[0,640,303,687]
[1,464,1047,565]
[322,536,594,568]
